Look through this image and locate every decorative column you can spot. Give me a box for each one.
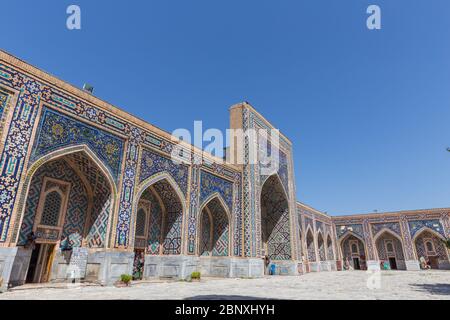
[362,219,379,270]
[400,215,420,270]
[0,72,48,244]
[114,127,142,248]
[310,219,320,272]
[186,157,200,255]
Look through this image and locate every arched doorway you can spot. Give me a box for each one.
[132,175,184,279]
[413,229,450,270]
[340,233,367,270]
[18,150,114,284]
[260,175,291,262]
[198,196,230,257]
[306,228,315,263]
[374,230,406,270]
[326,235,334,261]
[317,232,326,262]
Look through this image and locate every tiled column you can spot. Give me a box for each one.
[400,216,420,270]
[363,219,379,270]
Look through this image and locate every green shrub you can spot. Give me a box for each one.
[191,272,201,280]
[120,274,132,284]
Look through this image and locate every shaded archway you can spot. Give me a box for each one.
[374,230,406,270]
[133,176,185,257]
[413,228,450,270]
[326,235,335,261]
[260,174,291,260]
[317,232,326,262]
[340,233,367,270]
[198,195,230,257]
[17,149,114,283]
[306,228,316,262]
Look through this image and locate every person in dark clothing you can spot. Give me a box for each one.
[25,232,37,250]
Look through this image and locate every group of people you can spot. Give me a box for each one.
[419,256,432,270]
[343,258,354,270]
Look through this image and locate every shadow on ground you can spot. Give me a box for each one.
[185,295,279,300]
[411,283,450,296]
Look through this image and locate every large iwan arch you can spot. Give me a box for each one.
[9,145,116,285]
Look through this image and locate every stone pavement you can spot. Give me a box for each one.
[0,270,449,300]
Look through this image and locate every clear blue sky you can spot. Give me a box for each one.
[3,1,450,215]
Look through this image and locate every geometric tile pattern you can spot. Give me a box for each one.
[139,148,189,197]
[259,138,290,198]
[306,229,316,262]
[200,209,211,256]
[336,224,364,240]
[206,197,229,256]
[0,58,247,253]
[408,219,446,239]
[18,158,88,247]
[40,191,62,227]
[317,232,326,261]
[1,52,448,274]
[0,63,47,242]
[241,106,294,258]
[414,231,449,263]
[30,108,124,182]
[153,180,183,255]
[316,221,324,234]
[200,170,233,213]
[371,222,401,238]
[186,163,200,254]
[115,130,141,247]
[260,175,291,260]
[375,232,405,262]
[232,172,242,256]
[341,235,366,266]
[326,235,334,260]
[140,189,163,255]
[0,91,6,120]
[67,152,112,248]
[135,208,146,237]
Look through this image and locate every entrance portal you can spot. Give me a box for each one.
[414,229,450,270]
[25,244,56,283]
[18,150,114,284]
[260,175,291,261]
[341,234,367,270]
[352,257,361,270]
[388,257,398,270]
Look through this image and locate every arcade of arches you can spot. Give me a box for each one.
[0,51,448,290]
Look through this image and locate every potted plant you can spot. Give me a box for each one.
[191,271,201,282]
[115,274,132,287]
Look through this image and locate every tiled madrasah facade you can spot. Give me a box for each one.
[0,50,448,291]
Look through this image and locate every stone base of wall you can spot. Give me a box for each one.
[86,250,134,286]
[143,255,266,279]
[367,260,381,271]
[0,247,19,292]
[200,256,231,277]
[7,247,32,288]
[231,258,264,278]
[438,261,450,270]
[144,255,199,280]
[3,248,135,289]
[330,260,337,271]
[268,260,298,275]
[320,261,331,271]
[405,260,420,271]
[309,262,320,272]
